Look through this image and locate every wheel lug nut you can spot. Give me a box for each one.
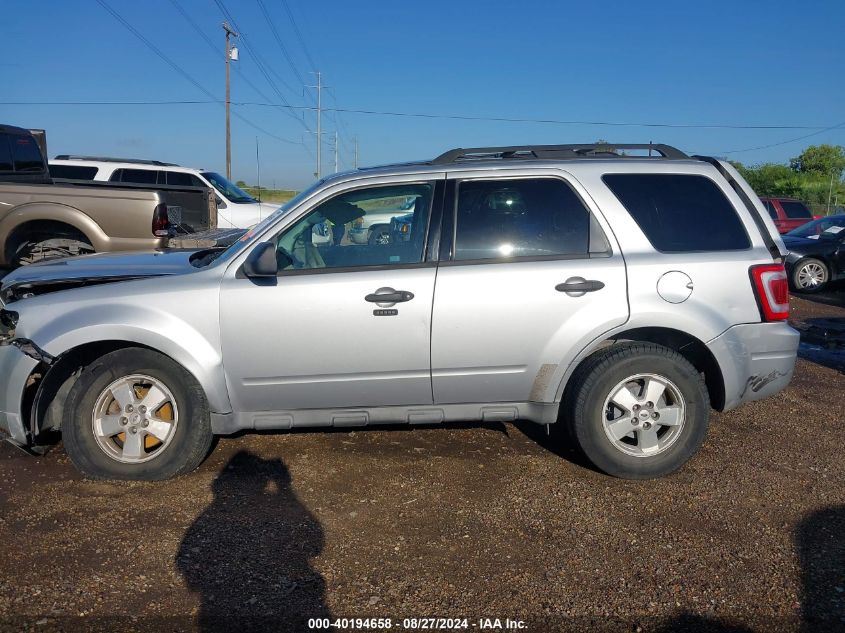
[126,404,134,412]
[129,427,138,434]
[643,421,652,430]
[141,420,149,428]
[646,401,653,408]
[139,405,146,413]
[653,412,660,420]
[120,417,128,425]
[631,418,638,425]
[633,404,640,411]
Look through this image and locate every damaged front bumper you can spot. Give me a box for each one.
[0,340,43,445]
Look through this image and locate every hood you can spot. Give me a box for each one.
[0,249,199,302]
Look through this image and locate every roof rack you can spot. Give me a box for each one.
[431,143,689,164]
[52,155,179,167]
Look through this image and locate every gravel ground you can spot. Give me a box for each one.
[0,293,843,633]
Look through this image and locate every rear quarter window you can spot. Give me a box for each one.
[49,164,99,179]
[603,174,750,253]
[780,200,812,219]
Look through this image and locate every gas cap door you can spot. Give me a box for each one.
[657,271,693,304]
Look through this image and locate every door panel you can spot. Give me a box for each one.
[431,257,628,404]
[221,267,436,412]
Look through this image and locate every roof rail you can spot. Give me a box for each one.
[52,155,179,167]
[431,143,689,164]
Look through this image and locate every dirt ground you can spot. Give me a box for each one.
[0,291,843,633]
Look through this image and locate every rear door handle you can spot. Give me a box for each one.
[555,278,605,295]
[365,288,415,304]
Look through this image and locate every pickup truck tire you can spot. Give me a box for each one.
[13,237,94,267]
[62,348,213,480]
[566,342,710,479]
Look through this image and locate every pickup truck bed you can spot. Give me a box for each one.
[0,124,215,267]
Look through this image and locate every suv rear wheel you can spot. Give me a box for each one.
[63,348,213,480]
[566,342,710,479]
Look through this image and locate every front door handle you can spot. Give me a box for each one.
[365,287,415,304]
[555,278,605,295]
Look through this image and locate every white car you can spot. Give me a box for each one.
[48,156,277,229]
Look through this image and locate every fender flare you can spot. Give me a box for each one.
[0,202,110,262]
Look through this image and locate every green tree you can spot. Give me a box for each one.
[235,180,247,188]
[789,144,845,176]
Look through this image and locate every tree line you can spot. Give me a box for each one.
[730,144,845,214]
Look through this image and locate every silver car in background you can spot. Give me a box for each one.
[0,144,799,480]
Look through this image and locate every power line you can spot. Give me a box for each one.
[279,0,318,72]
[167,0,278,106]
[255,0,305,86]
[718,120,845,154]
[94,0,300,145]
[10,97,843,132]
[212,0,310,131]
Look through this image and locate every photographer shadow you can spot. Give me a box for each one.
[176,451,330,632]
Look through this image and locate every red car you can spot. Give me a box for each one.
[759,197,818,234]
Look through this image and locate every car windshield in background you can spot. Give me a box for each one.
[786,215,845,239]
[201,171,257,203]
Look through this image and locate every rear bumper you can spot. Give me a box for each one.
[0,343,40,444]
[707,322,800,411]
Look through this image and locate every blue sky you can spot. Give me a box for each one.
[1,0,844,189]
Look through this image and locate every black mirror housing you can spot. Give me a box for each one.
[243,242,278,278]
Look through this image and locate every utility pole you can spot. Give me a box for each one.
[307,71,323,179]
[353,136,359,169]
[223,22,238,180]
[334,130,339,173]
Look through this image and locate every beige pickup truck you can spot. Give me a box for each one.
[0,124,214,268]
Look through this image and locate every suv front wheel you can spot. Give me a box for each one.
[566,342,710,479]
[63,348,213,480]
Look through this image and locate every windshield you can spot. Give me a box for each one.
[201,180,325,267]
[201,172,257,204]
[786,215,845,239]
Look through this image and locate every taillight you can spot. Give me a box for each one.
[750,263,789,321]
[152,203,170,237]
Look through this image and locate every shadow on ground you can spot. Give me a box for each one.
[796,505,845,632]
[176,451,330,632]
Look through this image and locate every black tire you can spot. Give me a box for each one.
[63,348,213,480]
[565,342,710,479]
[367,225,392,246]
[790,257,828,293]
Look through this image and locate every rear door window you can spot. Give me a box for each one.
[603,174,750,253]
[110,168,159,185]
[780,200,812,219]
[10,135,44,172]
[453,177,607,261]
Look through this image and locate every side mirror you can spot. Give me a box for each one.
[215,196,227,209]
[243,242,278,278]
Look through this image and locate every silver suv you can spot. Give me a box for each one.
[0,144,799,481]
